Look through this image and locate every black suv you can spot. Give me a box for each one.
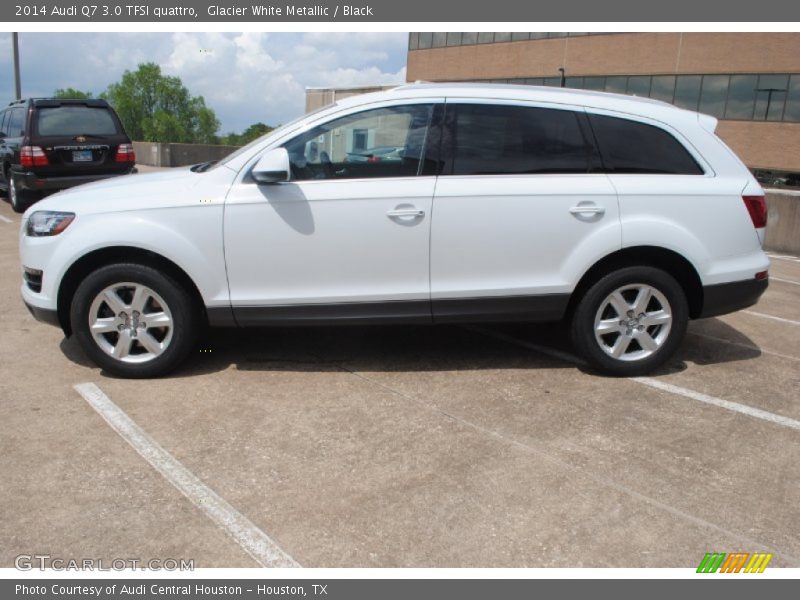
[0,98,136,212]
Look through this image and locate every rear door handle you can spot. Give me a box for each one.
[569,205,606,216]
[387,208,425,218]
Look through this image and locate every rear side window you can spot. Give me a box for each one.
[7,108,25,136]
[588,114,703,175]
[446,104,595,175]
[0,111,8,136]
[36,106,119,137]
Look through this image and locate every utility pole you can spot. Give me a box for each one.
[12,32,22,99]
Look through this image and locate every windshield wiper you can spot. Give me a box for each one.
[191,160,218,173]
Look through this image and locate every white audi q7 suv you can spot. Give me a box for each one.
[19,83,769,378]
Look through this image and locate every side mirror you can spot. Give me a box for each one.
[252,148,290,184]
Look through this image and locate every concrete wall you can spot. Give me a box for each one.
[765,190,800,254]
[132,141,241,167]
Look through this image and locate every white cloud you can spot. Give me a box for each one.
[0,32,408,134]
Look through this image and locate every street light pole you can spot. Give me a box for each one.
[12,32,22,100]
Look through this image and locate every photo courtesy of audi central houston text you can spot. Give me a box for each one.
[1,31,800,578]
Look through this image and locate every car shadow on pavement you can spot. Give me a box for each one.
[59,317,763,380]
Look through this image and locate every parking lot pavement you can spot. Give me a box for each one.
[1,197,798,568]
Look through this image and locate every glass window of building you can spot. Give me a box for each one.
[784,74,800,122]
[432,32,447,48]
[477,32,495,44]
[754,74,789,121]
[582,77,606,91]
[461,32,478,45]
[604,77,627,94]
[409,32,419,50]
[511,33,530,42]
[493,33,513,43]
[650,76,676,103]
[446,32,462,47]
[627,76,652,97]
[674,75,702,111]
[725,75,758,120]
[417,32,433,49]
[698,75,729,118]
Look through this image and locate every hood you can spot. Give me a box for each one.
[24,165,237,218]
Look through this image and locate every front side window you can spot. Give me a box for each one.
[588,114,703,175]
[283,104,434,181]
[446,103,595,176]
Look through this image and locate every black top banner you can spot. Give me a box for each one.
[4,0,800,21]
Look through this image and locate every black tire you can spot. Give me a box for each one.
[70,263,199,378]
[9,174,33,213]
[570,266,689,376]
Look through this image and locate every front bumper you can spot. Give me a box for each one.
[699,277,769,319]
[13,167,137,192]
[24,300,60,328]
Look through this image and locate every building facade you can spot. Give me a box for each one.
[406,32,800,178]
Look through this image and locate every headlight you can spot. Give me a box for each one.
[25,211,75,237]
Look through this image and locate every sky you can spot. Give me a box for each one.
[0,32,408,134]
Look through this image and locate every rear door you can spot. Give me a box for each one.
[430,100,621,321]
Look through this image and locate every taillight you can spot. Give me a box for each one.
[742,195,767,229]
[115,143,136,163]
[20,146,49,168]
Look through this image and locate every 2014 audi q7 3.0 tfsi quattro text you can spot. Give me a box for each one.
[19,84,769,377]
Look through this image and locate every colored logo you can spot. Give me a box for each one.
[697,552,773,573]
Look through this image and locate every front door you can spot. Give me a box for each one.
[224,101,439,325]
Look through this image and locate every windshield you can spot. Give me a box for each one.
[210,105,336,170]
[37,106,119,136]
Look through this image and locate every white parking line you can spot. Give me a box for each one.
[772,276,800,286]
[767,253,800,263]
[631,378,800,432]
[0,215,12,224]
[743,310,800,326]
[73,382,300,568]
[467,326,800,433]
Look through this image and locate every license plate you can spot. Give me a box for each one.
[73,150,93,162]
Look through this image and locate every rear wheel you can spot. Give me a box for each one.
[9,174,34,213]
[571,266,688,376]
[70,263,199,378]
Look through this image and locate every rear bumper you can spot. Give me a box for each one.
[13,168,136,191]
[699,277,768,319]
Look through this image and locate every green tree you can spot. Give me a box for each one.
[53,87,92,99]
[221,122,274,146]
[103,63,220,144]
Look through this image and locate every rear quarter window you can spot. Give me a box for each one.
[588,113,704,175]
[36,106,119,137]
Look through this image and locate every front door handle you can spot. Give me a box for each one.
[569,205,606,216]
[387,208,425,218]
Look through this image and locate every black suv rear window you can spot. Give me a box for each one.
[588,114,703,175]
[36,106,119,137]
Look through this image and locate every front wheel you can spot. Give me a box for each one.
[571,266,688,376]
[70,263,199,378]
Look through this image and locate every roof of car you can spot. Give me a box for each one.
[332,82,707,127]
[6,98,110,108]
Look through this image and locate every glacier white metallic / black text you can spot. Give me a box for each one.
[19,83,770,377]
